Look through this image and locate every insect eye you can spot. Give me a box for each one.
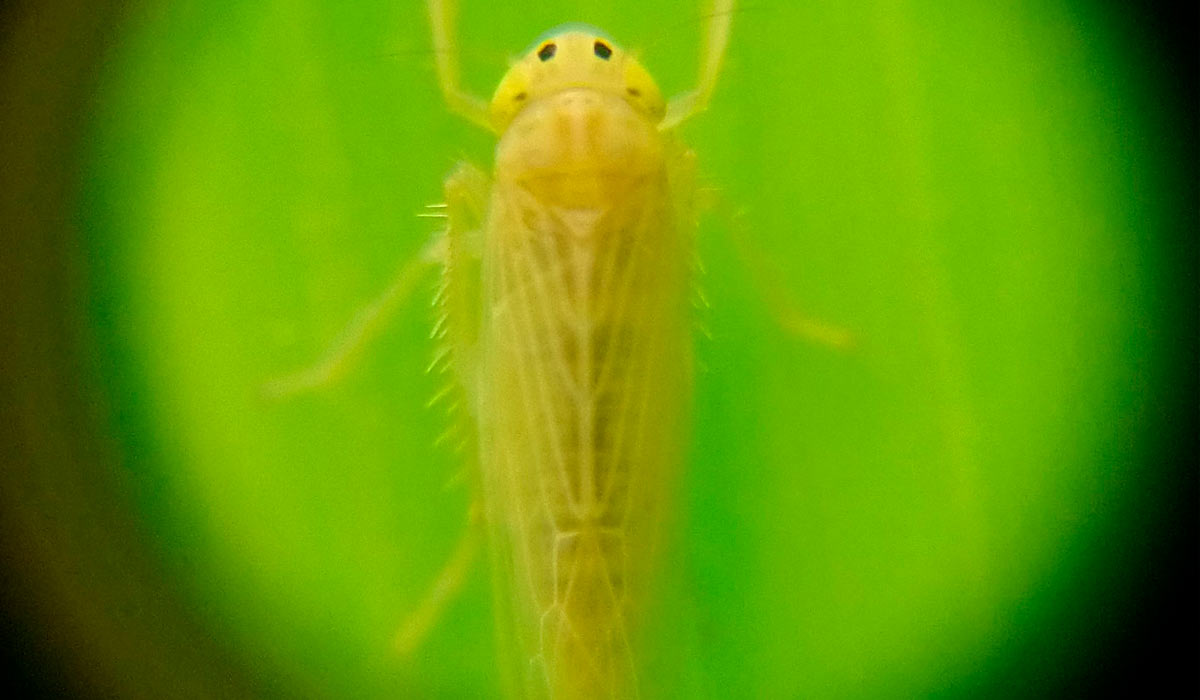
[537,42,557,61]
[593,40,612,60]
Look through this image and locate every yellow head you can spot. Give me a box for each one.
[489,24,665,132]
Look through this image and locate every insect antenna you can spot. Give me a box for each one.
[628,0,764,63]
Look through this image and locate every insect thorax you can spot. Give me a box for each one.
[495,89,665,211]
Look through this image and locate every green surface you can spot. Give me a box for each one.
[80,1,1184,697]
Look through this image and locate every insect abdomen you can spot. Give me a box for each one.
[479,167,691,699]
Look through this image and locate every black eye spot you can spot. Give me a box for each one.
[537,43,556,61]
[514,92,527,102]
[627,87,641,97]
[593,40,612,59]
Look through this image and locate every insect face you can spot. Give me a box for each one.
[488,26,665,132]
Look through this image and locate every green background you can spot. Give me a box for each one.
[31,0,1188,697]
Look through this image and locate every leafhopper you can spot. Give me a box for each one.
[268,1,734,696]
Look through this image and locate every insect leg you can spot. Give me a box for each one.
[433,161,489,404]
[394,503,482,657]
[661,0,736,130]
[261,238,443,399]
[393,161,489,656]
[426,0,494,132]
[701,188,856,349]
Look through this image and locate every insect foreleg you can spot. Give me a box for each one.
[427,0,494,132]
[661,0,736,130]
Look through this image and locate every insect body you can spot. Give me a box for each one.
[268,3,733,697]
[430,4,733,698]
[470,35,692,700]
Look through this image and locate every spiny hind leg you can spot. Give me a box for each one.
[262,161,489,400]
[431,161,489,397]
[261,236,444,399]
[662,0,736,130]
[426,0,493,132]
[699,188,855,349]
[394,503,482,657]
[395,161,490,657]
